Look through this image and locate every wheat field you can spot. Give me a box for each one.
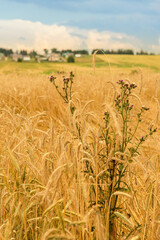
[0,59,160,240]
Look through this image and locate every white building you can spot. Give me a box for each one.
[23,56,31,61]
[75,54,81,58]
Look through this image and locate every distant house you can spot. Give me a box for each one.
[48,53,61,62]
[36,56,48,62]
[75,54,81,58]
[0,53,4,60]
[12,54,23,61]
[68,53,74,56]
[62,52,74,58]
[23,55,31,61]
[12,54,31,62]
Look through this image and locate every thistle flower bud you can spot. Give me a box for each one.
[70,71,74,77]
[49,75,53,82]
[140,136,145,142]
[142,106,150,111]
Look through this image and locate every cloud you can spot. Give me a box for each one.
[1,0,159,41]
[0,19,142,52]
[151,37,160,53]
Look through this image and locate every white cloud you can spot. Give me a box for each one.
[151,37,160,53]
[0,19,142,52]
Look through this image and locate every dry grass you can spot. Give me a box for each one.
[0,65,160,240]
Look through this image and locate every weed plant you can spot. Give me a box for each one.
[49,73,157,239]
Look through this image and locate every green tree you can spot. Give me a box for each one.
[20,50,28,55]
[44,48,48,56]
[67,55,75,63]
[51,48,60,53]
[29,50,37,58]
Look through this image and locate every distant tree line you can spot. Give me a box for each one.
[0,47,157,57]
[92,49,134,55]
[136,50,155,55]
[51,48,89,55]
[0,48,38,58]
[92,49,156,55]
[0,48,13,56]
[19,50,38,58]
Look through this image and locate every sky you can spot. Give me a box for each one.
[0,0,160,53]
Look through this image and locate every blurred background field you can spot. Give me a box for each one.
[0,54,160,75]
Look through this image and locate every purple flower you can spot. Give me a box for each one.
[49,75,55,82]
[117,80,124,85]
[128,104,133,110]
[130,83,137,89]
